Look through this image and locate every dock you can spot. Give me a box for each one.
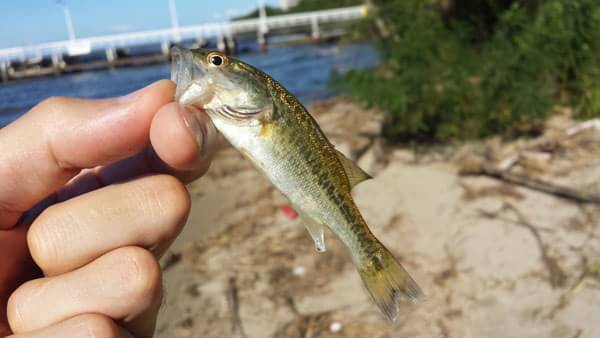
[0,5,367,83]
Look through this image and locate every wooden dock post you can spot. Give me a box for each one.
[257,0,269,53]
[225,31,237,55]
[311,15,320,41]
[0,60,8,83]
[105,47,117,66]
[257,32,268,53]
[51,54,66,74]
[217,34,227,53]
[161,41,171,58]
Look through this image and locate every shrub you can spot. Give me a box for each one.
[336,0,600,142]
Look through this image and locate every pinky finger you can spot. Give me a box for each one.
[7,314,133,338]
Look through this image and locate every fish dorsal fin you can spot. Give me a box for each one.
[334,149,372,189]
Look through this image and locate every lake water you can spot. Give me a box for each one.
[0,42,378,127]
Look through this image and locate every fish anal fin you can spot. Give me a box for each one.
[298,212,327,253]
[334,149,372,189]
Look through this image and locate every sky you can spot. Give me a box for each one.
[0,0,280,48]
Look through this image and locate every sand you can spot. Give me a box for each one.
[155,99,600,338]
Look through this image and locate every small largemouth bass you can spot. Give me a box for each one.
[171,47,423,320]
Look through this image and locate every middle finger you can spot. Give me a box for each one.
[27,174,190,277]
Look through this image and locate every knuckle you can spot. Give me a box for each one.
[6,279,47,333]
[27,205,66,269]
[151,175,190,212]
[0,199,18,217]
[6,288,23,332]
[79,314,120,338]
[141,175,190,236]
[35,96,69,114]
[116,247,162,301]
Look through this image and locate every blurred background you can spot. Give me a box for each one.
[2,0,600,337]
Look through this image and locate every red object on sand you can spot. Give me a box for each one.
[281,205,299,219]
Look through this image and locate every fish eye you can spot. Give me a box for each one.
[210,55,223,66]
[207,52,227,67]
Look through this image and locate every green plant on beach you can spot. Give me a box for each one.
[289,0,363,12]
[336,0,600,142]
[232,0,363,20]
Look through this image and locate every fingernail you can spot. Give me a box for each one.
[181,105,217,159]
[181,105,203,148]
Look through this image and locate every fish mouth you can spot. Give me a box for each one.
[170,46,211,106]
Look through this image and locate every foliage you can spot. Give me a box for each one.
[231,6,284,21]
[288,0,363,13]
[232,0,363,20]
[335,0,600,142]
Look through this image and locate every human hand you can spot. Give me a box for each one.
[0,80,218,337]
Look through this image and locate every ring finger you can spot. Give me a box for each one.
[7,246,161,336]
[7,314,133,338]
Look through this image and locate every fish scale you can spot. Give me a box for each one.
[272,111,352,225]
[172,47,424,321]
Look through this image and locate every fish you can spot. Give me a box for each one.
[170,47,423,321]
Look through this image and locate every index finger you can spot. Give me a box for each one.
[0,80,175,229]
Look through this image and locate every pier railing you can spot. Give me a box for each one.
[0,5,368,64]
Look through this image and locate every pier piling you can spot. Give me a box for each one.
[51,54,65,74]
[161,41,171,57]
[225,31,237,55]
[217,35,226,53]
[0,60,8,83]
[257,1,269,53]
[311,16,320,41]
[257,32,268,53]
[105,47,117,65]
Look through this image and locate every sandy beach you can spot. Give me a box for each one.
[155,99,600,338]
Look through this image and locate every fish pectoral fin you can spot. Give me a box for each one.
[334,149,372,189]
[299,213,327,253]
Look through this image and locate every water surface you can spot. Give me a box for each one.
[0,43,377,127]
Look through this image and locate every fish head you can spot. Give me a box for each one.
[171,47,273,127]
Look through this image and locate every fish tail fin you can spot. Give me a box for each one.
[356,241,423,321]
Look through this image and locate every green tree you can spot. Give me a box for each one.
[337,0,600,142]
[290,0,363,13]
[232,0,363,20]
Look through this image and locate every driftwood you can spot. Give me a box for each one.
[226,276,248,338]
[460,154,600,204]
[481,165,600,203]
[566,119,600,136]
